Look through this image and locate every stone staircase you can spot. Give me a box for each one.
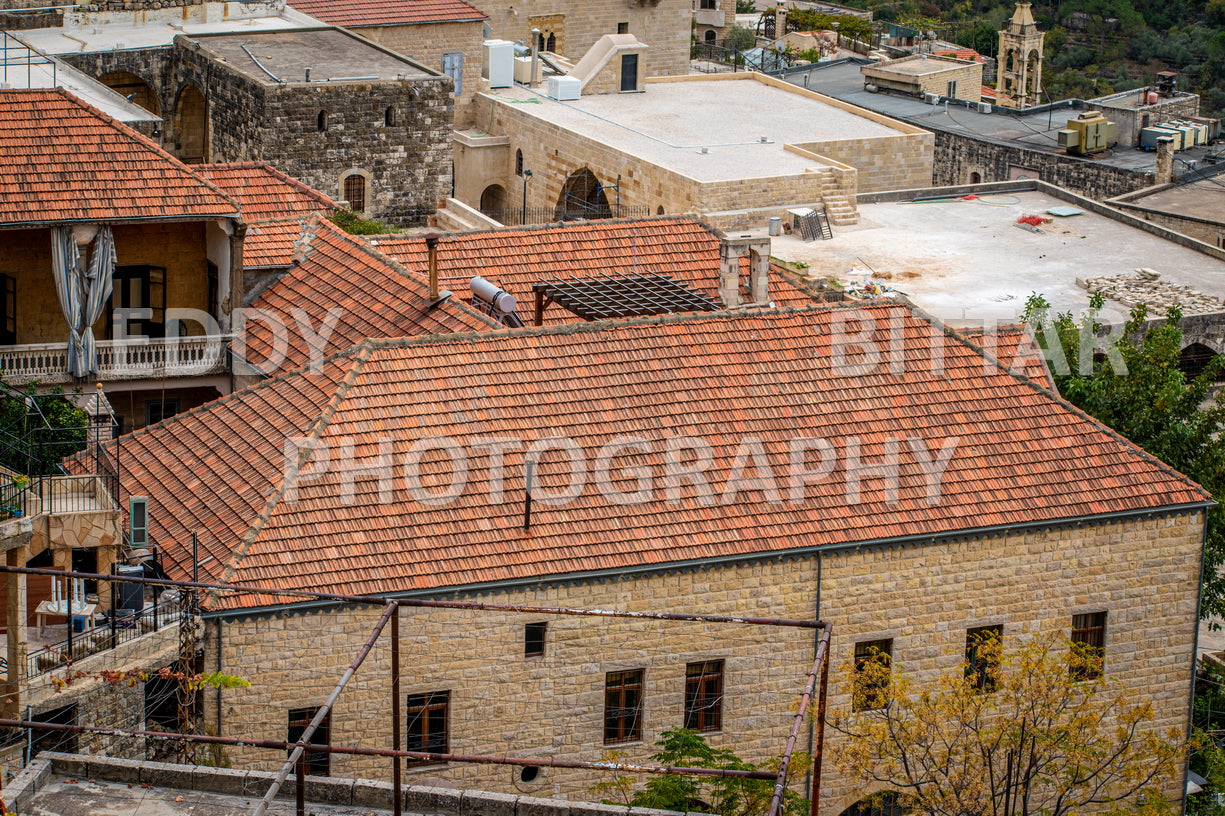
[430,198,503,232]
[819,171,859,226]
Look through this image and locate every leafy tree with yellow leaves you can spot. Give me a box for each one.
[831,632,1182,816]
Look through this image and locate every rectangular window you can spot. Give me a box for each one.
[0,273,15,346]
[853,639,892,712]
[617,21,629,33]
[109,264,166,340]
[525,622,546,657]
[604,669,643,744]
[406,691,449,763]
[684,660,723,732]
[343,175,367,213]
[965,625,1002,692]
[1071,612,1106,680]
[287,706,330,776]
[145,399,180,427]
[946,79,958,99]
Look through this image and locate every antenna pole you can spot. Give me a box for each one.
[523,460,534,531]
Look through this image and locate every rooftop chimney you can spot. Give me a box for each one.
[425,232,440,301]
[1155,136,1175,185]
[718,236,771,308]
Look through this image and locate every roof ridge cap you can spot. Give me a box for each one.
[215,342,376,597]
[365,214,711,243]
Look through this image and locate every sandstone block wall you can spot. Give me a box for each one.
[483,0,691,81]
[1086,93,1201,147]
[930,129,1154,199]
[793,134,933,194]
[349,21,485,129]
[204,510,1203,814]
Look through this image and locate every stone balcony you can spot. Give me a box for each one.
[0,335,232,385]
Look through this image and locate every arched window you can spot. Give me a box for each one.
[516,149,524,176]
[317,110,328,132]
[385,106,396,126]
[536,31,545,51]
[174,85,208,164]
[970,171,982,183]
[656,205,665,214]
[704,29,717,42]
[343,174,367,212]
[546,33,556,52]
[1180,343,1222,381]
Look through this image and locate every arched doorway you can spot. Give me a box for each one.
[174,85,208,164]
[480,184,507,219]
[970,171,982,183]
[1180,343,1221,380]
[704,29,717,43]
[556,167,612,220]
[98,71,160,116]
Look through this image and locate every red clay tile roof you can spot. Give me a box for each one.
[99,304,1211,610]
[933,48,985,63]
[367,217,818,324]
[981,85,997,100]
[956,324,1053,389]
[239,216,499,374]
[0,88,239,227]
[196,162,336,221]
[288,0,486,26]
[242,219,304,269]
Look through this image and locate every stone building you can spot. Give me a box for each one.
[15,1,455,226]
[1085,85,1202,148]
[456,72,933,229]
[95,303,1208,814]
[693,0,736,46]
[861,54,984,104]
[0,88,243,431]
[995,1,1044,110]
[286,0,488,128]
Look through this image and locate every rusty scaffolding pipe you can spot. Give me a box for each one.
[0,719,782,780]
[0,566,824,629]
[253,601,398,816]
[767,622,832,816]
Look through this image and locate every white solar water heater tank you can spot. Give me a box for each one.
[547,75,581,101]
[483,40,514,88]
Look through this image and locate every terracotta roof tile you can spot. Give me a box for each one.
[240,216,499,373]
[367,217,818,324]
[100,305,1212,609]
[955,324,1053,388]
[196,162,336,221]
[0,88,239,227]
[289,0,487,26]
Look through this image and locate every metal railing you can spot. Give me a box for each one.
[478,205,654,227]
[24,593,183,680]
[0,335,232,385]
[1,31,56,89]
[0,474,118,521]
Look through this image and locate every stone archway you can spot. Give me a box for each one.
[1180,342,1221,381]
[98,71,161,116]
[556,167,612,220]
[174,85,209,164]
[836,792,906,816]
[480,184,507,218]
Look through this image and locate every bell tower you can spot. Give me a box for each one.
[996,1,1044,109]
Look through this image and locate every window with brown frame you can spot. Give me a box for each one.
[604,670,643,744]
[343,175,367,213]
[853,639,892,712]
[684,660,723,732]
[1071,612,1106,680]
[406,691,449,763]
[287,706,330,776]
[965,625,1002,692]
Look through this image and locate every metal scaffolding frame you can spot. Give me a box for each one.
[0,565,832,816]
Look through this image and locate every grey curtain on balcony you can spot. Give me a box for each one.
[50,225,115,378]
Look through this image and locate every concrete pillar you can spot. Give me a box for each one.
[3,546,28,718]
[719,237,772,307]
[1155,137,1175,185]
[718,240,744,308]
[749,248,770,304]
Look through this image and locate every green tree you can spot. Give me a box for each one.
[736,0,758,12]
[832,632,1183,816]
[592,728,809,816]
[0,383,88,476]
[327,208,396,235]
[1021,293,1225,620]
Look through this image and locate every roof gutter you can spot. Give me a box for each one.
[204,499,1215,620]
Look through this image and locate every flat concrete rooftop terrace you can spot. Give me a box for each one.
[865,57,971,77]
[490,74,913,181]
[18,11,315,54]
[1121,178,1225,222]
[751,189,1225,323]
[193,29,430,84]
